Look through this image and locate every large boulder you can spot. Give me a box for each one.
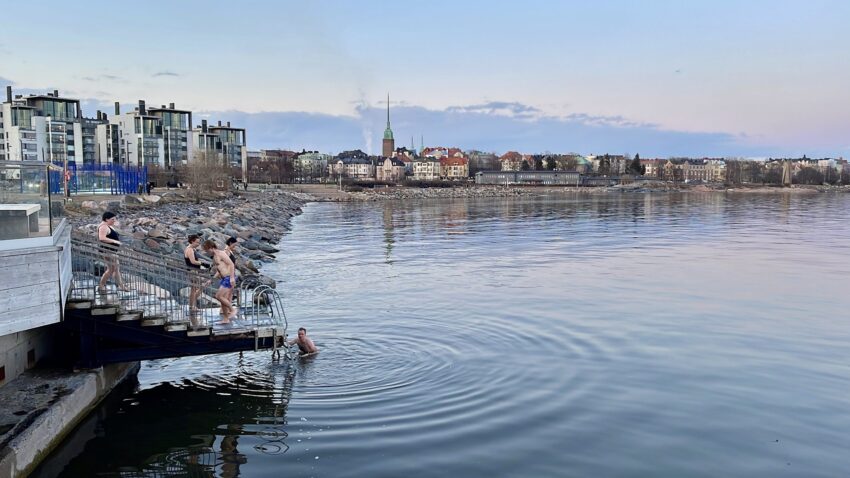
[147,227,169,239]
[80,200,100,211]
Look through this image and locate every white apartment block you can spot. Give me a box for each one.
[1,87,85,164]
[412,157,442,180]
[192,119,222,160]
[108,101,164,167]
[148,103,193,168]
[333,158,375,179]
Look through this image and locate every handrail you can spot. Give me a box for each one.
[69,232,286,340]
[71,233,213,327]
[250,285,288,355]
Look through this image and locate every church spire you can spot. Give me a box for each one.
[383,94,393,141]
[382,93,395,157]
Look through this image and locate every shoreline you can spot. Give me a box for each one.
[275,182,849,202]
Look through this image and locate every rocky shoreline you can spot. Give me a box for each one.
[348,186,532,201]
[290,182,849,202]
[68,190,306,288]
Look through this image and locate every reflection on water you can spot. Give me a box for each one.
[35,355,295,477]
[39,193,850,477]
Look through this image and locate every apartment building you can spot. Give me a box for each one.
[1,87,84,164]
[412,156,442,180]
[147,103,193,168]
[108,101,165,167]
[440,156,469,179]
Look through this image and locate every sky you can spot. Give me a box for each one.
[1,0,848,157]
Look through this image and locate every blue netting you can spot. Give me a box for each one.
[51,162,148,195]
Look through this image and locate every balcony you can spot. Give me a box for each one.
[0,160,71,344]
[0,160,66,241]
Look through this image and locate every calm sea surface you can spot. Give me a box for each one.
[40,193,850,477]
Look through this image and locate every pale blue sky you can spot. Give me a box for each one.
[1,1,848,156]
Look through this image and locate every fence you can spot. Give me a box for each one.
[50,162,148,195]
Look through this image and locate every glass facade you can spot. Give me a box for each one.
[11,108,33,128]
[33,99,78,121]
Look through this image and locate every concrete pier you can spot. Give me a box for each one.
[0,362,139,477]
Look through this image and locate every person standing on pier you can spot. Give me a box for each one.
[184,234,205,322]
[225,237,241,310]
[203,240,237,324]
[97,211,129,292]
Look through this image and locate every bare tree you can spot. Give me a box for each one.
[794,167,824,185]
[182,150,232,202]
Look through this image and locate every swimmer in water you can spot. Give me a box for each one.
[287,327,318,356]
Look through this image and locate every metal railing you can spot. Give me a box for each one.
[70,232,288,342]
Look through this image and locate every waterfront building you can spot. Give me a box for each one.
[382,94,395,158]
[109,101,165,167]
[192,119,223,161]
[209,120,248,180]
[421,147,448,159]
[476,170,581,185]
[642,159,665,179]
[499,151,523,171]
[663,160,684,181]
[377,156,406,182]
[467,151,500,174]
[1,87,84,165]
[683,159,708,182]
[294,151,331,182]
[706,159,726,182]
[147,103,193,168]
[412,156,442,180]
[394,147,416,175]
[335,157,375,179]
[440,156,469,179]
[95,111,123,165]
[330,150,373,179]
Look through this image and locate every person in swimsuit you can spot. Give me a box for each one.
[225,237,240,309]
[202,240,237,323]
[184,234,205,321]
[97,211,129,292]
[287,327,318,356]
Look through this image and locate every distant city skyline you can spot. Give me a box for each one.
[1,0,848,157]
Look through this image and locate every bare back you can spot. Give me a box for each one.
[213,250,235,279]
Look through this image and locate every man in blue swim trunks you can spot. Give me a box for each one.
[203,240,237,323]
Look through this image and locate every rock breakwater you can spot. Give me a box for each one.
[69,191,305,288]
[353,186,532,201]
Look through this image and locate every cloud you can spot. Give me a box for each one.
[83,74,122,81]
[446,101,543,120]
[197,101,794,157]
[152,71,179,77]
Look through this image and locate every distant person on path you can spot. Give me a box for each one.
[97,211,129,292]
[203,240,237,323]
[184,234,205,321]
[287,327,318,356]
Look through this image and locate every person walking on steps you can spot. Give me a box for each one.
[97,211,130,293]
